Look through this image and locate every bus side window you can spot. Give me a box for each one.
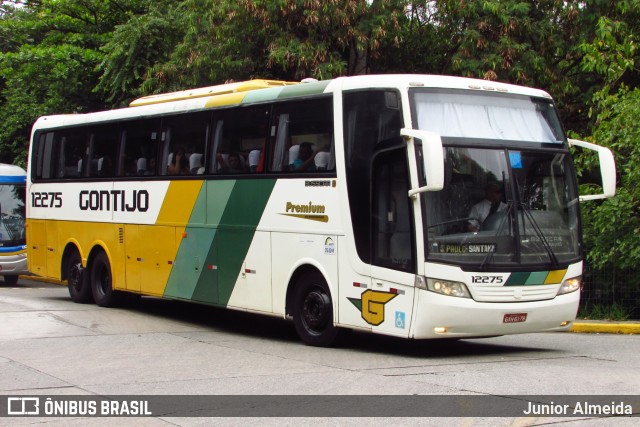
[56,128,87,178]
[161,111,210,176]
[87,125,120,178]
[119,119,161,177]
[211,107,268,174]
[34,132,56,180]
[270,97,334,173]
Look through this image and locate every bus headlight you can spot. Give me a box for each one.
[557,276,581,296]
[426,278,471,298]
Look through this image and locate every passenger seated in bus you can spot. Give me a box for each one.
[217,152,246,173]
[468,181,507,232]
[168,147,189,175]
[290,142,316,172]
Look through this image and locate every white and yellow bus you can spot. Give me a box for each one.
[0,163,27,286]
[26,75,615,346]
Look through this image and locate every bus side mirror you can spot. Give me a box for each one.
[401,128,445,195]
[568,138,616,201]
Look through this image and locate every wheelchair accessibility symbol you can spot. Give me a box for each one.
[395,311,405,329]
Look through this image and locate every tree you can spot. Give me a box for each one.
[574,0,640,270]
[0,0,148,166]
[113,0,406,95]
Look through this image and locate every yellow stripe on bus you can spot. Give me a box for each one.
[156,181,204,226]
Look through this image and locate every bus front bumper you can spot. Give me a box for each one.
[0,253,28,276]
[410,289,580,339]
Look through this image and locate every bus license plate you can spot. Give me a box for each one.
[503,313,527,323]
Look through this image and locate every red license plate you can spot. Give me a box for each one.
[503,313,527,323]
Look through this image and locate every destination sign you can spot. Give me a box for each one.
[439,243,496,254]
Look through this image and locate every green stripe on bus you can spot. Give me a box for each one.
[525,271,549,285]
[190,179,277,305]
[277,81,330,99]
[504,271,561,286]
[163,182,222,300]
[504,272,531,286]
[242,87,286,104]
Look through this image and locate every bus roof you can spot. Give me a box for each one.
[129,79,299,107]
[0,163,26,183]
[31,75,553,130]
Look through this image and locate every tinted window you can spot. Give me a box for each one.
[211,108,269,174]
[270,98,334,173]
[119,119,161,177]
[162,112,211,176]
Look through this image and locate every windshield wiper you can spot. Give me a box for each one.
[518,202,559,267]
[479,201,515,271]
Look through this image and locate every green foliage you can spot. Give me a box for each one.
[577,88,640,270]
[0,0,149,165]
[578,303,630,321]
[572,1,640,272]
[96,5,185,105]
[130,0,407,95]
[0,44,102,165]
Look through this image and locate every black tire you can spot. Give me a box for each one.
[2,275,19,286]
[67,252,93,303]
[292,271,341,347]
[90,251,122,307]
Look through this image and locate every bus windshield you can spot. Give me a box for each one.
[0,182,26,248]
[411,90,581,269]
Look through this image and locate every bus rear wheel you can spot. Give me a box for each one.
[292,272,341,347]
[67,252,92,303]
[90,251,122,307]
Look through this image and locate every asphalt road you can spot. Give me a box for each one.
[0,278,638,426]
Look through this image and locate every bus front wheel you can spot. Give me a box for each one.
[90,251,122,307]
[67,252,93,303]
[2,275,19,286]
[292,272,341,347]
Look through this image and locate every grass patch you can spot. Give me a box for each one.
[578,303,631,321]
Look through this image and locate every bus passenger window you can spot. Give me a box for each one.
[56,129,87,178]
[161,112,210,176]
[270,97,334,173]
[87,125,119,178]
[211,108,268,174]
[119,119,161,177]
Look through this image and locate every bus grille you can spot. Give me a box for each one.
[471,285,559,302]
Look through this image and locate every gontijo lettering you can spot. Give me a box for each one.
[79,190,149,212]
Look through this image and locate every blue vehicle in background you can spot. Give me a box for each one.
[0,163,27,286]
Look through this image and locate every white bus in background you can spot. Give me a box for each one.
[0,163,27,286]
[26,75,615,346]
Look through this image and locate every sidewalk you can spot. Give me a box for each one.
[12,275,640,334]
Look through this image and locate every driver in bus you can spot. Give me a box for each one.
[468,181,507,232]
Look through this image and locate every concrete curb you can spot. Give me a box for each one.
[571,322,640,335]
[14,276,640,334]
